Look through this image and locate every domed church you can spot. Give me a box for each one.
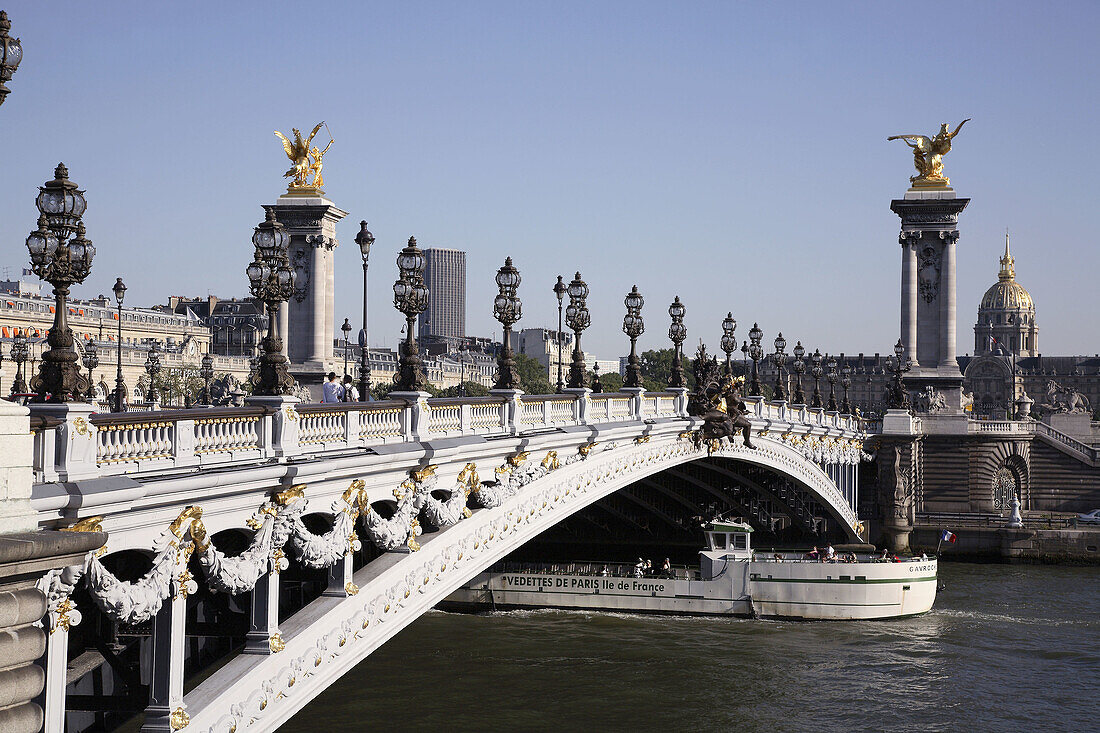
[974,233,1037,357]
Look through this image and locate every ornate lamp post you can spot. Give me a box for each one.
[553,275,567,393]
[747,324,764,396]
[667,296,687,388]
[771,332,787,401]
[720,312,737,376]
[82,340,99,400]
[144,342,161,404]
[245,209,296,396]
[457,347,467,397]
[493,257,522,390]
[826,354,839,411]
[840,363,853,414]
[592,363,603,393]
[111,278,126,411]
[791,341,806,404]
[340,316,352,386]
[355,221,373,401]
[810,349,824,408]
[564,272,590,389]
[25,165,93,403]
[741,340,749,374]
[622,286,644,389]
[885,339,912,409]
[392,237,429,392]
[0,339,4,395]
[0,11,23,107]
[198,352,214,406]
[9,334,29,396]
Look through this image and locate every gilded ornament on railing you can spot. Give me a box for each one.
[345,581,359,596]
[407,519,422,552]
[169,707,191,731]
[284,405,299,422]
[508,451,530,467]
[274,122,334,193]
[541,451,560,470]
[72,416,91,437]
[887,119,970,188]
[411,464,437,483]
[168,506,203,540]
[578,442,598,456]
[275,485,305,506]
[52,597,77,634]
[61,515,104,533]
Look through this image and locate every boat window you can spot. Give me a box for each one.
[732,534,747,550]
[711,533,726,549]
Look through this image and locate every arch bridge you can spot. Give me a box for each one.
[26,389,870,732]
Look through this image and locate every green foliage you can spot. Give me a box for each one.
[590,370,623,393]
[513,353,553,395]
[640,348,694,390]
[371,380,441,400]
[437,381,490,398]
[150,367,206,407]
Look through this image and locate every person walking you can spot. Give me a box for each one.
[322,372,343,403]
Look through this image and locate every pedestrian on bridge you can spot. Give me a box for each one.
[322,372,344,403]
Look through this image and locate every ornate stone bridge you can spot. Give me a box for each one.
[19,389,869,732]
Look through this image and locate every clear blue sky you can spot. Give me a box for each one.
[1,1,1097,358]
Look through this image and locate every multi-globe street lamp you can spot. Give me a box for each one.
[245,209,296,396]
[392,237,429,392]
[25,164,94,403]
[144,342,161,404]
[747,323,764,396]
[771,332,787,401]
[810,348,824,408]
[9,334,29,397]
[826,354,839,411]
[198,352,214,406]
[622,286,644,389]
[791,341,806,405]
[112,278,126,411]
[355,221,373,401]
[0,11,23,108]
[885,339,912,409]
[553,275,567,393]
[667,297,687,389]
[493,257,522,390]
[82,340,99,400]
[720,312,737,376]
[564,273,590,389]
[840,363,853,414]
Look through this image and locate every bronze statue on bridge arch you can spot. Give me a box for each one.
[687,345,755,450]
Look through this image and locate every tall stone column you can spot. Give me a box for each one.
[269,194,348,397]
[891,189,969,414]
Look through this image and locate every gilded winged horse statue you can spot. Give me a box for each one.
[888,119,970,187]
[274,122,333,190]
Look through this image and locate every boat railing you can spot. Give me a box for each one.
[490,560,696,579]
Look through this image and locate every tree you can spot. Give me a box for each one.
[589,370,623,393]
[438,381,490,398]
[640,348,695,391]
[513,353,553,395]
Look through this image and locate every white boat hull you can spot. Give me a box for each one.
[445,559,937,620]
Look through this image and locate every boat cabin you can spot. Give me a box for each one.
[699,519,753,580]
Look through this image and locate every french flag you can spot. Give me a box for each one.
[940,529,957,544]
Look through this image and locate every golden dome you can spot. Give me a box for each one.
[979,233,1033,312]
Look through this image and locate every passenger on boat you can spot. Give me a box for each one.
[806,547,820,561]
[824,544,836,561]
[634,558,645,577]
[661,558,671,578]
[600,565,611,577]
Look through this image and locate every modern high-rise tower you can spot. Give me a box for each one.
[418,248,466,345]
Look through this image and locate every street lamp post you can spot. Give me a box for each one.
[553,275,567,393]
[355,221,373,401]
[457,347,467,397]
[791,341,806,404]
[82,340,99,400]
[9,334,28,397]
[622,286,644,389]
[840,363,852,414]
[564,273,590,390]
[747,323,763,396]
[720,312,737,376]
[112,278,126,411]
[493,258,523,390]
[0,12,23,108]
[340,317,352,398]
[810,349,824,408]
[392,237,429,392]
[771,333,787,401]
[826,354,839,411]
[144,342,161,404]
[25,164,93,403]
[667,297,687,388]
[198,352,214,406]
[245,209,296,396]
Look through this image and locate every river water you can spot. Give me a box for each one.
[285,563,1097,732]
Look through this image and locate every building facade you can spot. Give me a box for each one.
[418,248,466,347]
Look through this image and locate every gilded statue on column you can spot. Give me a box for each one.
[274,122,334,193]
[888,119,970,188]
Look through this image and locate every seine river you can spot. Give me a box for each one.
[285,563,1097,732]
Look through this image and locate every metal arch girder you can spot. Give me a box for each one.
[614,485,698,534]
[671,461,817,533]
[633,473,761,530]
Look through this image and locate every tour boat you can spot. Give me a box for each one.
[445,520,938,620]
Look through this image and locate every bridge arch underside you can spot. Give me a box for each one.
[515,456,855,565]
